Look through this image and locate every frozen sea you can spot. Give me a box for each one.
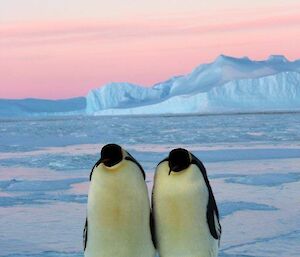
[0,113,300,257]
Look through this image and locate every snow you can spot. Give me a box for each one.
[223,173,300,187]
[0,178,86,192]
[0,113,300,257]
[1,55,300,117]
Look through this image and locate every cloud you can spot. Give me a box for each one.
[1,12,300,48]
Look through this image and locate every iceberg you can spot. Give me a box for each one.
[85,82,168,114]
[86,55,300,115]
[89,72,300,115]
[1,55,300,117]
[0,97,86,117]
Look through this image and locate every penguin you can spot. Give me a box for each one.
[152,148,221,257]
[83,143,156,257]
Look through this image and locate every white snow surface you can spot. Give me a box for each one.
[1,113,300,257]
[86,55,300,115]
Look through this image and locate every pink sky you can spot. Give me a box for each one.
[0,0,300,99]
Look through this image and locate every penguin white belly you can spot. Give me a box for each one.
[85,162,155,257]
[153,163,218,257]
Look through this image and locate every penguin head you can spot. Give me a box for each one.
[100,143,124,168]
[90,144,145,180]
[168,148,192,175]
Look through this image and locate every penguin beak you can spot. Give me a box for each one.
[101,158,112,167]
[168,165,181,175]
[102,157,124,168]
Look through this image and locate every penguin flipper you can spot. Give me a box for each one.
[150,210,157,248]
[214,210,222,241]
[191,155,222,241]
[83,218,88,251]
[207,196,222,241]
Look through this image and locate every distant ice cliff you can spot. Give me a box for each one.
[1,55,300,117]
[86,55,300,115]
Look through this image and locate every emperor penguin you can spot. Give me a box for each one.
[152,148,221,257]
[83,143,156,257]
